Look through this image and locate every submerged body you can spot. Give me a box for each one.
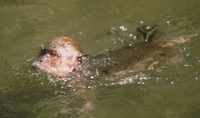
[33,26,179,78]
[31,25,197,117]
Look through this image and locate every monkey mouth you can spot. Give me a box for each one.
[32,62,45,73]
[32,66,45,73]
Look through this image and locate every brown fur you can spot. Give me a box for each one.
[33,26,185,77]
[33,37,83,77]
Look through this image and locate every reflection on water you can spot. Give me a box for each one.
[1,0,200,117]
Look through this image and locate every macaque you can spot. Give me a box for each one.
[33,37,84,77]
[32,26,197,116]
[33,26,185,78]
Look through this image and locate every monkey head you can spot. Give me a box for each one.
[33,37,84,77]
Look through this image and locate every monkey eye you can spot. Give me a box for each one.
[49,50,59,57]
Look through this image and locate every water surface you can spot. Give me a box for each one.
[0,0,200,117]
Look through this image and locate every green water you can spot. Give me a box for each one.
[0,0,200,117]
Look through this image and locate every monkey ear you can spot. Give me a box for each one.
[73,53,88,69]
[77,53,89,65]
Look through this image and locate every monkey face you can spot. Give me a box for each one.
[33,37,83,77]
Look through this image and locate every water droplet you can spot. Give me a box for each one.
[140,21,144,24]
[185,54,190,56]
[119,26,127,31]
[90,76,94,79]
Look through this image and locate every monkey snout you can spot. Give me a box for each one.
[32,62,38,69]
[37,57,43,62]
[37,55,48,63]
[32,61,42,70]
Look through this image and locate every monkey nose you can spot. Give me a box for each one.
[38,59,42,62]
[37,57,43,62]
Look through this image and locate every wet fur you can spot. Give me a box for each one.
[32,25,192,116]
[80,25,176,76]
[33,25,177,77]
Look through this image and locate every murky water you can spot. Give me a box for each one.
[1,0,200,117]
